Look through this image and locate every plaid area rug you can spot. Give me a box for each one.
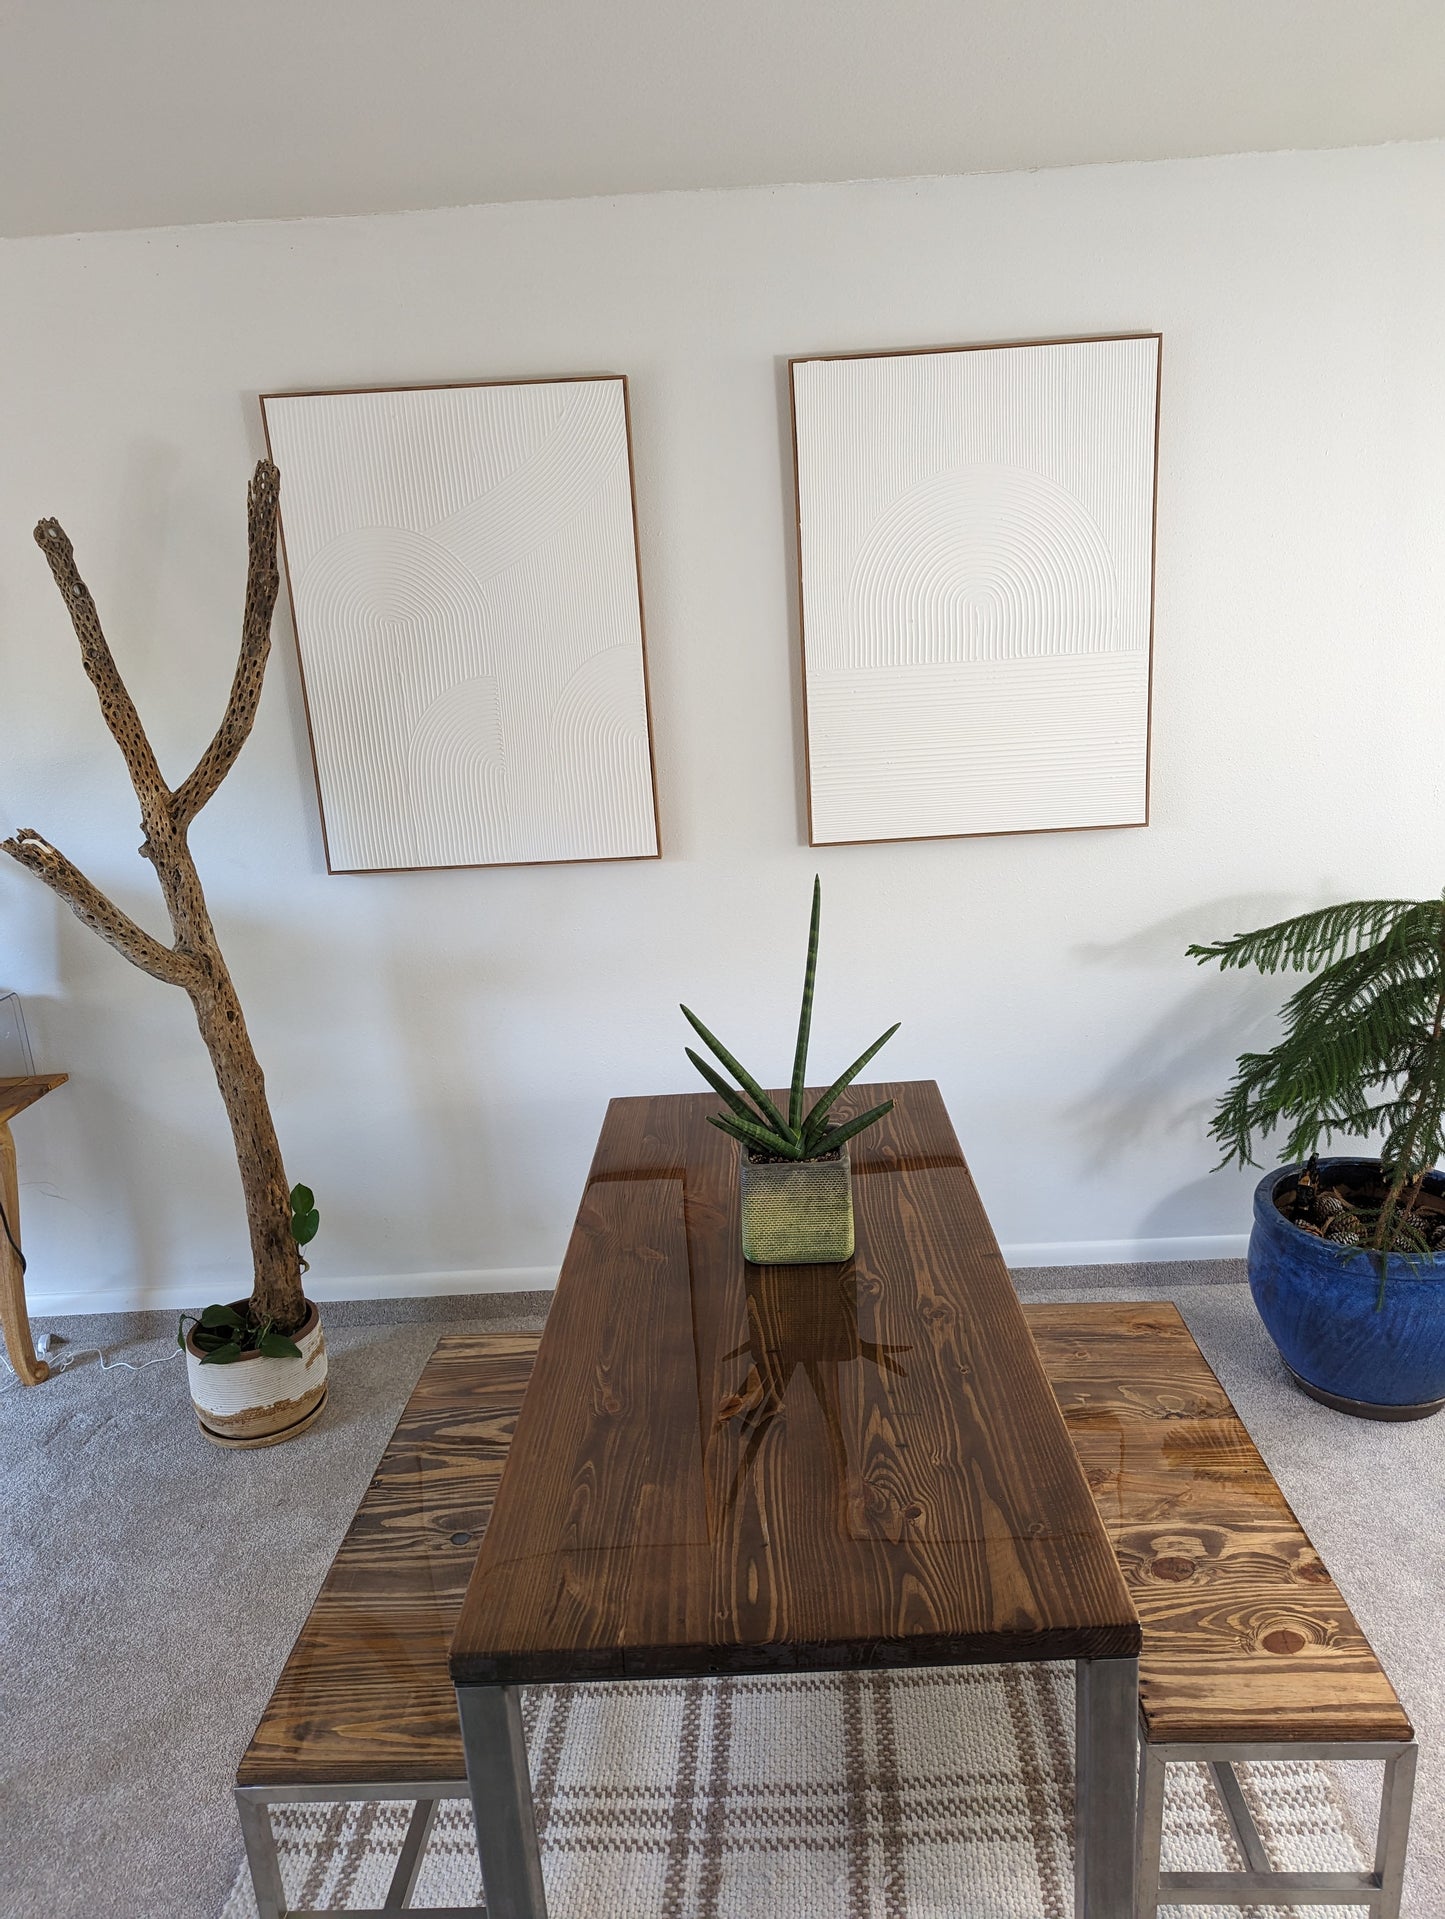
[220,1664,1368,1918]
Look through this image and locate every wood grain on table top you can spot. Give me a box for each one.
[1027,1300,1412,1746]
[450,1081,1139,1686]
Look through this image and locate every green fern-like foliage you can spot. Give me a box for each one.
[1189,894,1445,1251]
[682,877,900,1162]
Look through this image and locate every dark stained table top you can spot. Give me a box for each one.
[451,1080,1139,1686]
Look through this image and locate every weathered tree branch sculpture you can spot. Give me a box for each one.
[3,461,306,1331]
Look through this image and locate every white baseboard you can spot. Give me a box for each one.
[1000,1233,1249,1267]
[24,1239,1248,1317]
[25,1265,560,1318]
[306,1266,559,1301]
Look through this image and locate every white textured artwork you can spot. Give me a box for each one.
[262,378,658,871]
[791,336,1160,844]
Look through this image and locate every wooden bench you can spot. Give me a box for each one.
[235,1333,538,1919]
[235,1308,1416,1918]
[1029,1301,1417,1918]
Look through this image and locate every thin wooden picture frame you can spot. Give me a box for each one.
[260,373,662,875]
[788,332,1163,848]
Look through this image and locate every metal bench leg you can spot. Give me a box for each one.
[1133,1743,1165,1919]
[456,1683,548,1918]
[386,1797,439,1910]
[1376,1743,1417,1919]
[236,1791,288,1919]
[1209,1760,1271,1876]
[1076,1656,1139,1919]
[1150,1737,1414,1911]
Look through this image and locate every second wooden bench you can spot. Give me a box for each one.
[1032,1301,1416,1918]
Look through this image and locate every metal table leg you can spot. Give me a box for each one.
[1075,1656,1139,1919]
[235,1793,287,1919]
[456,1683,549,1918]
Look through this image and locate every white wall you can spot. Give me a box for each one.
[2,142,1442,1311]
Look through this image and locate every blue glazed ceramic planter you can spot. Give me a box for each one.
[1249,1158,1445,1419]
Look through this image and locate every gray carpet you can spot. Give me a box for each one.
[0,1274,1437,1919]
[0,1294,550,1919]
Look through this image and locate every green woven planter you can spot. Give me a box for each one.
[739,1145,854,1264]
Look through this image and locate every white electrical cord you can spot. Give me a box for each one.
[0,1192,187,1392]
[0,1338,184,1393]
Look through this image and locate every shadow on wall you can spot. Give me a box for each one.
[10,878,590,1301]
[109,439,183,670]
[1066,895,1309,1235]
[7,977,214,1302]
[376,926,592,1275]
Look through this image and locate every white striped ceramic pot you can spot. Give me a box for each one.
[184,1300,328,1448]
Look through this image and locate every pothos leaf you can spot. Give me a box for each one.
[190,1326,237,1352]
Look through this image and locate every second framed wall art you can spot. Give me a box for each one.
[790,334,1162,846]
[262,376,660,874]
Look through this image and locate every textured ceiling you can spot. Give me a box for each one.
[3,0,1442,238]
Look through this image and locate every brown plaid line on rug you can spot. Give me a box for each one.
[220,1664,1369,1918]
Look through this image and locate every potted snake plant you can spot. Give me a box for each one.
[1191,893,1445,1419]
[681,878,899,1263]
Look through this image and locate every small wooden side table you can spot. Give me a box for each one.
[0,1074,68,1386]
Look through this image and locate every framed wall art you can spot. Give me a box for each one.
[789,334,1161,845]
[261,376,660,872]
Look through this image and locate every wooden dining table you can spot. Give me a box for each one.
[451,1080,1141,1916]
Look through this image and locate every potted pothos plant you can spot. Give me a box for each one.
[175,1184,323,1444]
[1191,893,1445,1420]
[682,878,899,1263]
[3,464,329,1447]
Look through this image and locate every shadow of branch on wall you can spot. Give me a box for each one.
[1065,894,1299,1178]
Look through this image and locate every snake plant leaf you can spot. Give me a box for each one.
[680,1004,796,1141]
[789,876,822,1134]
[811,1098,896,1158]
[685,1048,781,1134]
[802,1023,902,1142]
[708,1112,804,1159]
[680,878,898,1165]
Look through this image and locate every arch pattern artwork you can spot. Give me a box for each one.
[261,377,658,872]
[791,336,1160,844]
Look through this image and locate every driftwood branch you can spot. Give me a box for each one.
[31,519,171,825]
[1,829,198,987]
[3,462,305,1331]
[172,462,282,828]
